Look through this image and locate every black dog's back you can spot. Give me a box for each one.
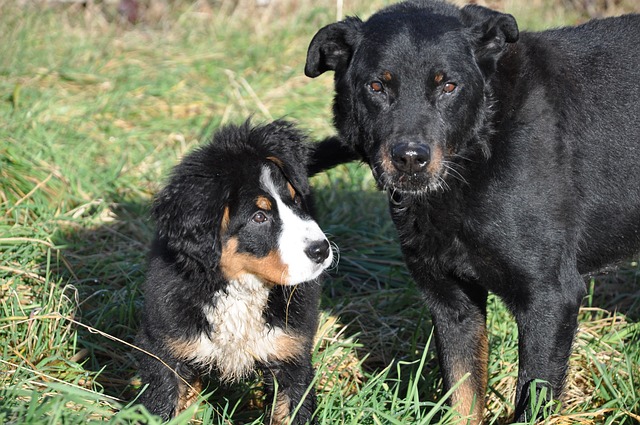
[496,16,640,271]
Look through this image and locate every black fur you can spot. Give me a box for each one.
[136,120,328,424]
[306,0,640,422]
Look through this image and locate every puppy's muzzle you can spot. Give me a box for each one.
[391,142,430,175]
[305,239,331,264]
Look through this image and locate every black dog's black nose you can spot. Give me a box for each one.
[391,142,430,174]
[305,239,330,264]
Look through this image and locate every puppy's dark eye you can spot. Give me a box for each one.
[369,81,385,93]
[252,211,268,224]
[293,194,302,206]
[443,82,457,94]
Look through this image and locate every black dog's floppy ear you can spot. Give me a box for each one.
[305,16,362,78]
[461,5,518,74]
[152,153,230,277]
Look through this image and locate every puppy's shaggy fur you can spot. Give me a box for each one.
[306,0,640,422]
[136,120,332,424]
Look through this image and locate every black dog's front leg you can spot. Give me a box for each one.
[512,275,585,422]
[423,278,489,425]
[261,358,317,425]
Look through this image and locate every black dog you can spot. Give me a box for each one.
[305,0,640,422]
[136,120,333,423]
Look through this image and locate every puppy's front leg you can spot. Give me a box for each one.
[425,280,489,425]
[513,275,584,422]
[261,358,317,425]
[137,350,202,420]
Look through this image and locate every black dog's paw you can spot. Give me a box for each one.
[513,380,560,424]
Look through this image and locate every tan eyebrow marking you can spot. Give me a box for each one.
[286,183,296,200]
[221,205,230,235]
[256,196,272,210]
[266,156,284,168]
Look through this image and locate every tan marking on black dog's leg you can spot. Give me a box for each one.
[430,283,489,425]
[449,322,488,425]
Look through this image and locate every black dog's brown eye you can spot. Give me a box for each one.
[443,82,457,94]
[252,211,268,223]
[294,194,302,206]
[369,81,384,93]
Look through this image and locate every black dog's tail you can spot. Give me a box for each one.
[308,136,361,175]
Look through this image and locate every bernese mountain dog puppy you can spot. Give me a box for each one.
[136,120,333,424]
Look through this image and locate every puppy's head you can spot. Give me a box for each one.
[305,1,518,194]
[153,120,332,285]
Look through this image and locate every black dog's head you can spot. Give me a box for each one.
[305,0,518,194]
[153,120,332,286]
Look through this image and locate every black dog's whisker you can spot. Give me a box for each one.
[442,161,468,186]
[451,152,474,163]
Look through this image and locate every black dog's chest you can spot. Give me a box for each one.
[390,194,518,291]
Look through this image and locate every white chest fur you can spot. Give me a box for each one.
[186,275,293,381]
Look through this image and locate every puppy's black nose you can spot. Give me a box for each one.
[305,239,330,264]
[391,142,430,174]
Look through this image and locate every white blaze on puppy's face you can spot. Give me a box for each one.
[260,166,332,285]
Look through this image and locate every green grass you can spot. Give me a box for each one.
[1,1,639,424]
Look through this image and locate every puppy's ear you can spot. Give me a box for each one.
[258,120,313,194]
[152,155,229,278]
[461,5,518,74]
[305,17,362,78]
